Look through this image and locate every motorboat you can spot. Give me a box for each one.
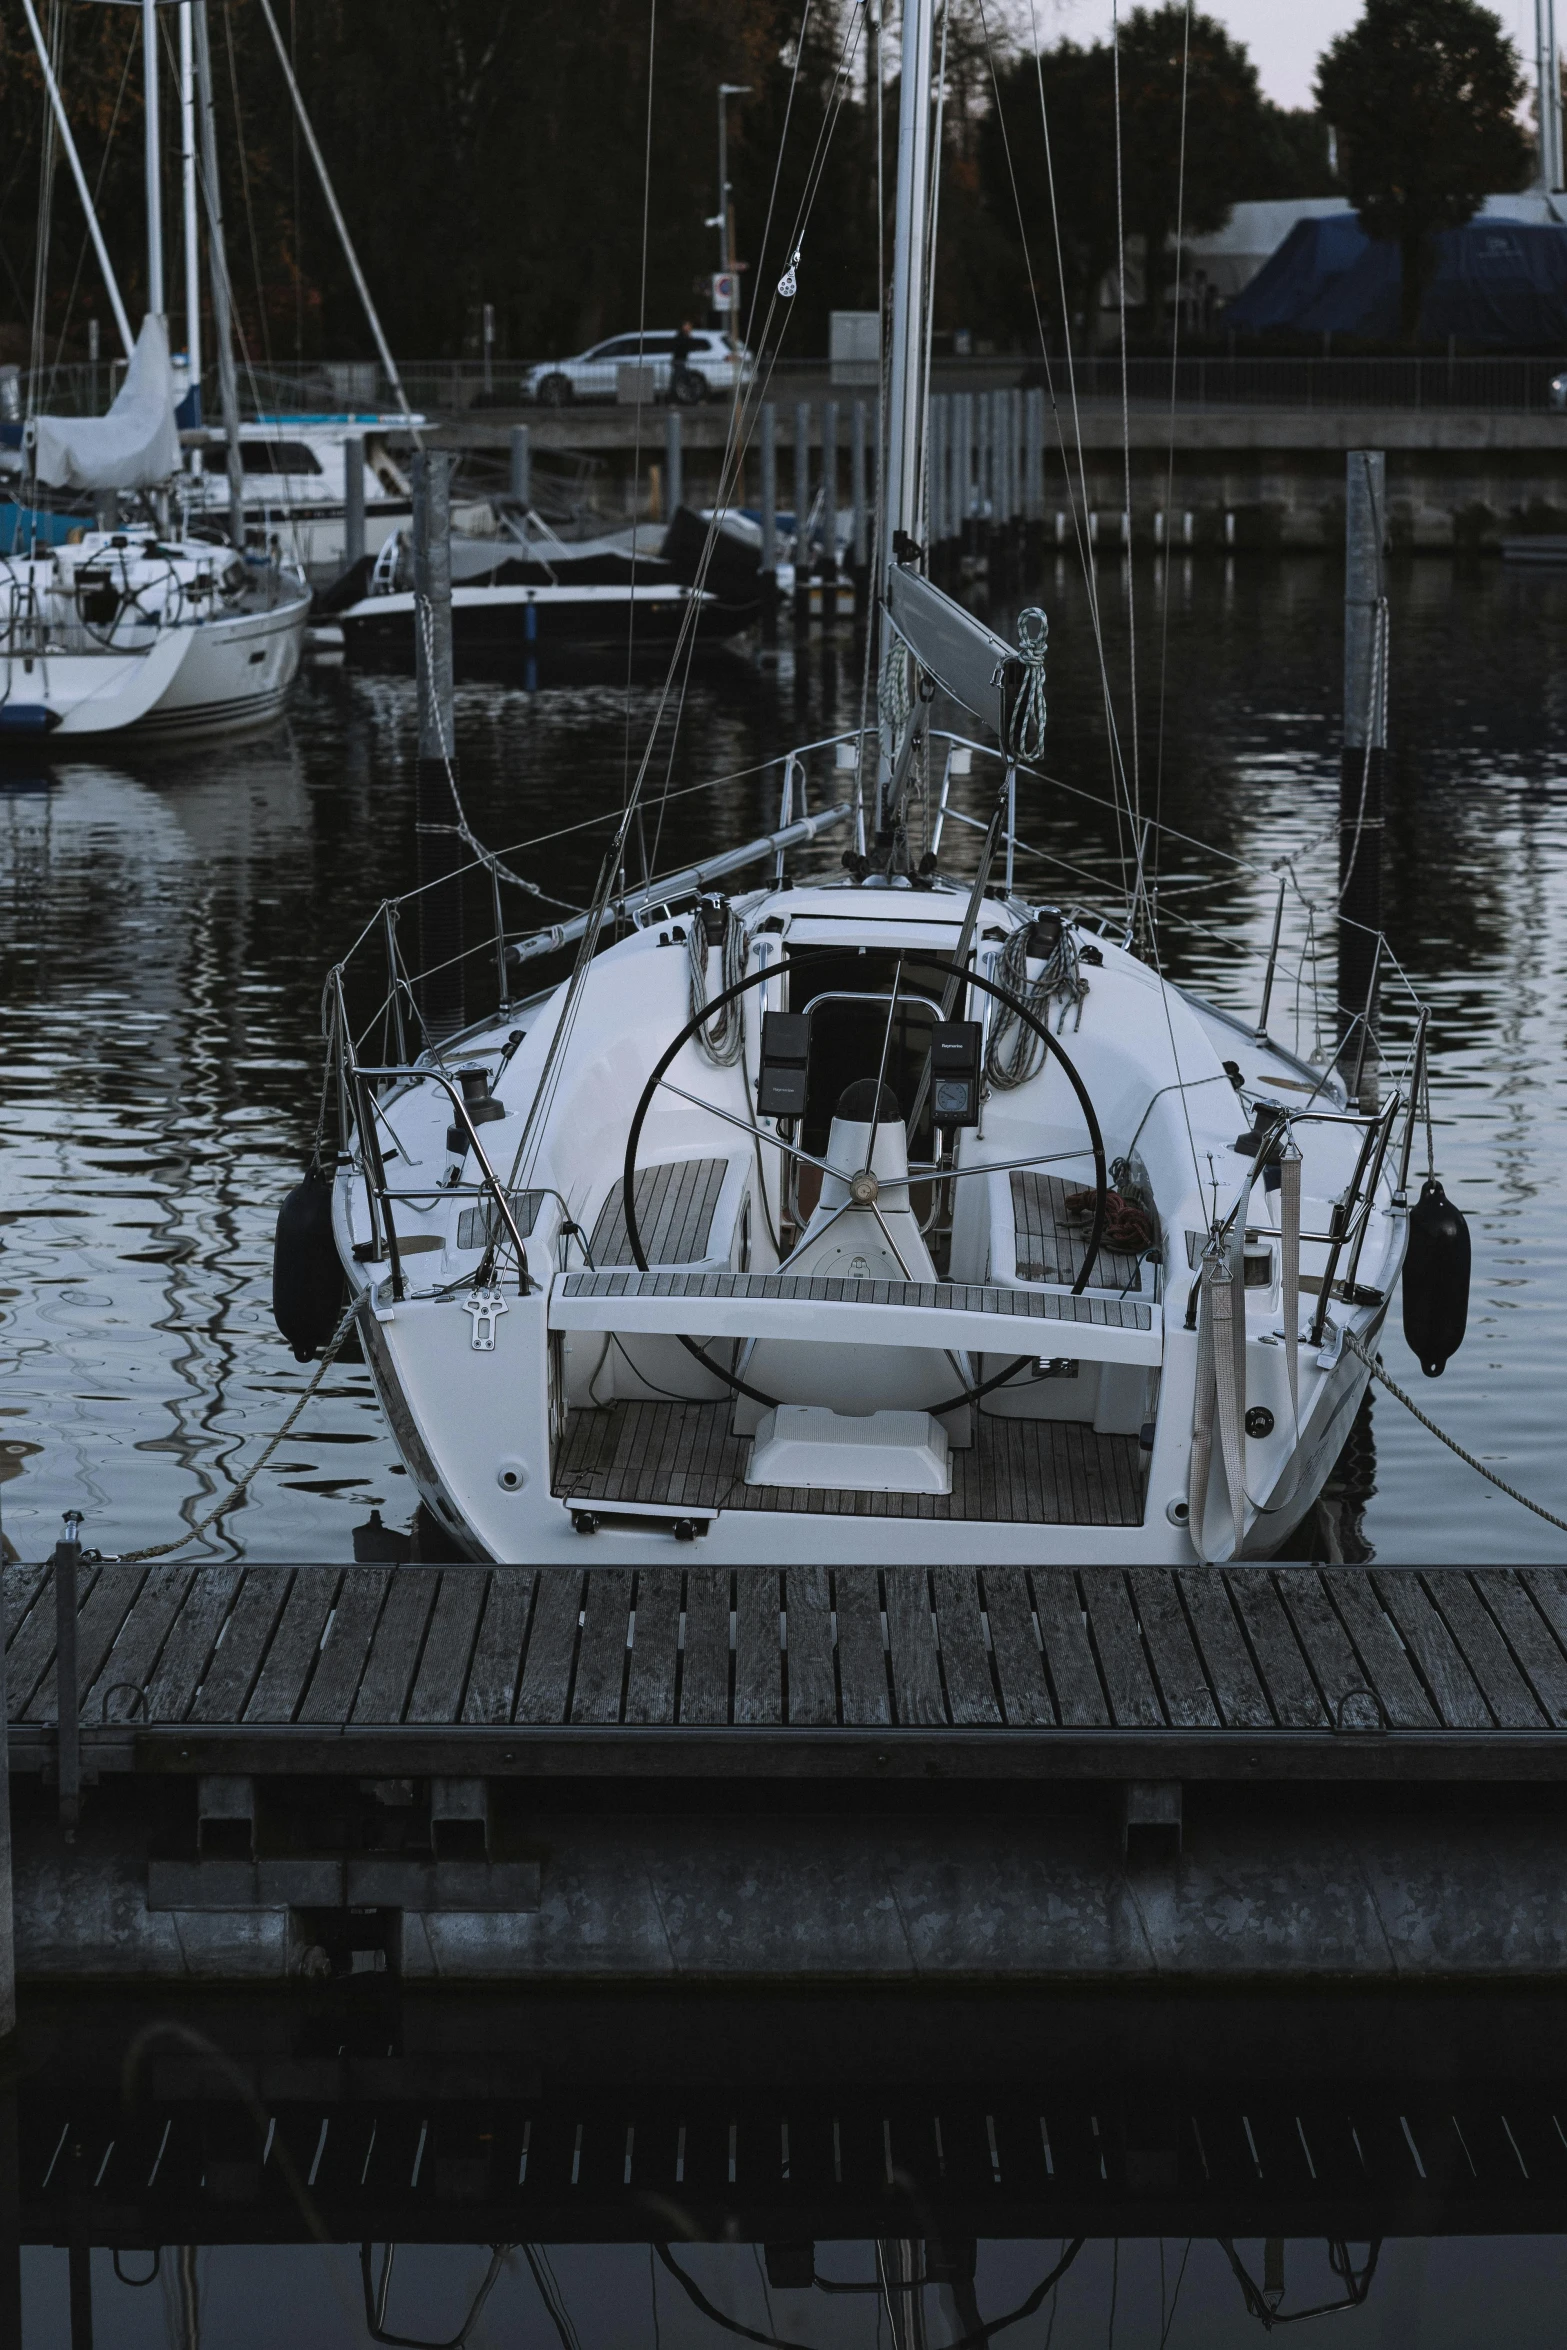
[334,504,761,668]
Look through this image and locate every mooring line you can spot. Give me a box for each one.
[114,1300,361,1563]
[1346,1333,1567,1537]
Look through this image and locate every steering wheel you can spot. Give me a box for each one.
[620,951,1109,1415]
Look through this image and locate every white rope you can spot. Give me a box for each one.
[985,919,1088,1089]
[114,1300,360,1562]
[1346,1334,1567,1538]
[1009,605,1049,764]
[687,902,748,1067]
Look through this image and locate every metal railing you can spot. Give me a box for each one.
[14,351,1567,429]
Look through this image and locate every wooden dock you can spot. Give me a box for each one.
[9,1560,1567,1778]
[9,1561,1567,1986]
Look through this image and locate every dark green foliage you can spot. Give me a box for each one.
[979,8,1334,348]
[1,0,874,366]
[1315,0,1532,340]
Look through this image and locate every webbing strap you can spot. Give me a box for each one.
[1187,1268,1217,1560]
[1280,1150,1301,1436]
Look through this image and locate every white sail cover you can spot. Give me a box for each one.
[28,313,180,492]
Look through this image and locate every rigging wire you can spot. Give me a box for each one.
[1151,0,1194,881]
[508,0,866,1192]
[621,0,659,882]
[1109,2,1143,874]
[984,0,1136,875]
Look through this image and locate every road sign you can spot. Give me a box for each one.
[711,272,738,310]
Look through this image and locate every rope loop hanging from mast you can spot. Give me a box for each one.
[1008,603,1049,763]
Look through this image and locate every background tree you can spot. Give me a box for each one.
[978,41,1119,351]
[1315,0,1532,342]
[978,12,1335,352]
[1116,7,1279,335]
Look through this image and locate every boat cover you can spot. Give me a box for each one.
[28,313,181,491]
[1226,212,1567,346]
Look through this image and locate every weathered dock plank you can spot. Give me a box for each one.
[12,1565,1567,1781]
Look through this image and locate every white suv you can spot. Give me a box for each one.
[522,329,753,407]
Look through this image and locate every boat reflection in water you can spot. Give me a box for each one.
[13,1989,1567,2342]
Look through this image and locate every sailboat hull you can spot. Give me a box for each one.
[0,584,309,741]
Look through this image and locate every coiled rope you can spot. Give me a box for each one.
[687,901,749,1067]
[114,1299,360,1562]
[1009,604,1049,764]
[985,920,1089,1088]
[1345,1332,1567,1537]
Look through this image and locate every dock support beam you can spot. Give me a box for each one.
[342,435,365,570]
[412,450,465,1039]
[1123,1779,1182,1864]
[1340,449,1386,1104]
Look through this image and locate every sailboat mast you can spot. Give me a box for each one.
[191,0,245,545]
[882,0,937,562]
[143,0,165,315]
[180,1,201,401]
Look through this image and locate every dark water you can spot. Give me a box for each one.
[15,1987,1567,2343]
[2,552,1564,1564]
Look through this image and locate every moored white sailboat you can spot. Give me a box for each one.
[0,0,307,741]
[286,0,1467,1564]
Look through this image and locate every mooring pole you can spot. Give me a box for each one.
[1340,449,1386,1104]
[759,403,778,644]
[412,450,465,1039]
[851,398,869,616]
[793,400,811,628]
[342,435,365,571]
[664,407,683,521]
[53,1511,82,1835]
[820,399,839,581]
[509,421,531,508]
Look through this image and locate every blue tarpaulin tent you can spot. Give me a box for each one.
[1225,211,1567,345]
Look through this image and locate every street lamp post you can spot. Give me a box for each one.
[716,82,751,350]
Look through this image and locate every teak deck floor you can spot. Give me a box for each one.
[553,1401,1146,1522]
[9,1562,1567,1779]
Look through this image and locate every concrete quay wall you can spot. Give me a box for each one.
[449,404,1567,550]
[17,1794,1567,1986]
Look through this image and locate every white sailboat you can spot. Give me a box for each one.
[0,0,307,740]
[291,0,1465,1563]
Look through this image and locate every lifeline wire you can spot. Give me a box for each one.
[1345,1334,1567,1537]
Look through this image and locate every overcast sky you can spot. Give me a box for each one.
[1031,0,1545,110]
